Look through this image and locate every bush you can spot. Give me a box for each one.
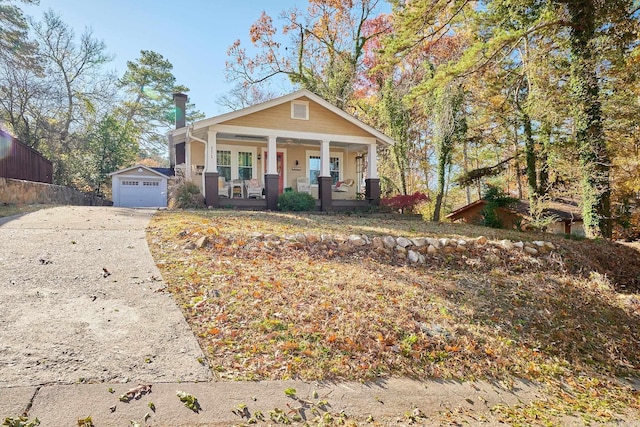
[277,191,316,211]
[168,181,204,209]
[381,192,430,214]
[480,185,517,228]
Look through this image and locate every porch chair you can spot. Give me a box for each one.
[296,177,311,194]
[246,179,264,198]
[218,177,231,198]
[333,178,354,192]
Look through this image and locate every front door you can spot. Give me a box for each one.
[264,151,285,193]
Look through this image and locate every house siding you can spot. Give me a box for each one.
[220,97,371,137]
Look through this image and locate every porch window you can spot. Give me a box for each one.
[309,156,320,185]
[238,152,253,180]
[308,153,341,185]
[217,150,231,181]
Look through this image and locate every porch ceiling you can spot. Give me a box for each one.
[199,131,371,152]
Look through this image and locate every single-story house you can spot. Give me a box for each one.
[446,198,585,236]
[168,89,395,210]
[109,165,171,208]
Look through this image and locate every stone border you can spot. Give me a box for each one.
[214,232,558,267]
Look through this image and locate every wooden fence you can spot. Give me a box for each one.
[0,131,52,184]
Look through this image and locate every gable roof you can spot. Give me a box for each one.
[169,89,395,146]
[446,198,583,223]
[108,164,171,178]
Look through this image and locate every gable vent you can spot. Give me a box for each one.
[291,100,309,120]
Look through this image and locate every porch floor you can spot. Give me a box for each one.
[216,197,373,211]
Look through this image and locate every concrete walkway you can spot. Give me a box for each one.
[0,206,613,426]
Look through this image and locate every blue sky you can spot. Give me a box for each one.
[23,0,310,117]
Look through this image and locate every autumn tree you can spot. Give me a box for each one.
[226,0,389,109]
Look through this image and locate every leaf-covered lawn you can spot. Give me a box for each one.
[147,210,640,423]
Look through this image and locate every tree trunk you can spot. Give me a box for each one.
[564,0,612,238]
[522,112,538,201]
[463,138,471,204]
[432,135,450,222]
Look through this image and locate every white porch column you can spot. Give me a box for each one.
[320,140,331,177]
[367,143,378,179]
[207,130,217,172]
[267,135,277,175]
[185,140,192,180]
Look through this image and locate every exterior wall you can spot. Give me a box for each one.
[450,203,486,224]
[221,97,371,137]
[0,177,112,206]
[110,172,167,208]
[548,221,585,236]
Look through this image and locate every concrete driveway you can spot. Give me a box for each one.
[0,206,211,387]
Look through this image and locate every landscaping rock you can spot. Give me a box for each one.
[427,238,441,248]
[439,238,450,247]
[338,243,350,254]
[498,240,514,251]
[524,246,538,255]
[383,236,396,249]
[514,241,524,249]
[455,245,467,252]
[305,233,320,244]
[427,245,437,255]
[443,246,455,254]
[349,235,366,246]
[195,236,209,249]
[183,242,196,250]
[372,237,385,249]
[321,234,334,244]
[544,241,555,250]
[294,232,307,243]
[248,232,263,239]
[532,240,545,247]
[476,236,488,245]
[408,250,420,264]
[457,239,467,246]
[411,237,428,247]
[396,237,412,248]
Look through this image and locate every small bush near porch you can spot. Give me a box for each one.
[277,192,316,211]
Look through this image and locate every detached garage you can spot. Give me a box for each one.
[110,165,170,208]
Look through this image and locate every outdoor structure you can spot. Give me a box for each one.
[168,90,395,211]
[446,198,585,236]
[0,130,52,184]
[109,165,170,208]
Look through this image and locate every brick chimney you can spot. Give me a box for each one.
[173,93,188,129]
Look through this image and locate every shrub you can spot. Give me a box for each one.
[168,181,204,209]
[277,191,316,211]
[480,186,517,228]
[381,192,430,214]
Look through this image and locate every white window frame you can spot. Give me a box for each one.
[291,100,309,120]
[216,144,257,180]
[305,150,343,186]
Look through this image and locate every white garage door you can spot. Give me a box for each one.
[118,178,164,207]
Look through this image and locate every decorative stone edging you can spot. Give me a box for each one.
[208,232,558,266]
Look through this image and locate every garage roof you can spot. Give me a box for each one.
[109,164,171,178]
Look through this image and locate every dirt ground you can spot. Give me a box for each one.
[0,206,211,387]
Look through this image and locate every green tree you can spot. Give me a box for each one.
[119,50,203,156]
[84,114,137,194]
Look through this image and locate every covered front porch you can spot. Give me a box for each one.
[180,127,381,211]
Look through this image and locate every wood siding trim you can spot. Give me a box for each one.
[221,97,371,137]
